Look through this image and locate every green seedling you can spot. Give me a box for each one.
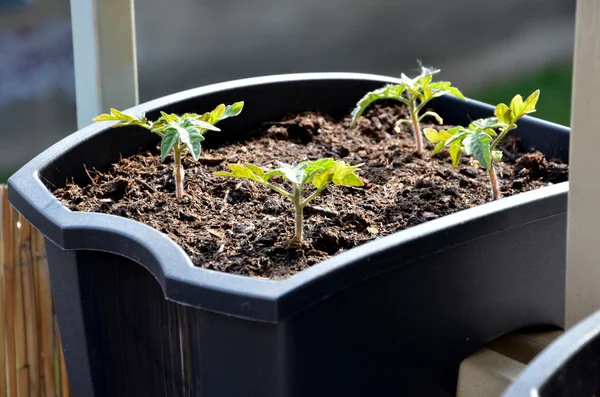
[93,102,244,199]
[214,158,363,246]
[424,90,540,200]
[350,64,465,155]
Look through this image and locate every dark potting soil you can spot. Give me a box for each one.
[53,104,569,279]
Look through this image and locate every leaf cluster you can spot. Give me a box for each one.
[93,101,244,162]
[350,66,465,127]
[214,158,363,202]
[424,90,539,170]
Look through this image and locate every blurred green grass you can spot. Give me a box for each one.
[470,65,572,127]
[0,65,574,184]
[1,171,13,184]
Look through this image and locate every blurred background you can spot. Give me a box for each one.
[0,0,575,183]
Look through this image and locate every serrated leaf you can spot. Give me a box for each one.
[221,101,244,121]
[350,84,407,126]
[188,130,205,160]
[464,131,492,169]
[160,129,179,162]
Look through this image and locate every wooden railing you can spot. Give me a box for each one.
[0,185,71,397]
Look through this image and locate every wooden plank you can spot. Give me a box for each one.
[566,0,600,328]
[14,213,30,397]
[0,187,8,397]
[3,186,17,397]
[37,237,56,397]
[70,0,139,129]
[20,216,40,397]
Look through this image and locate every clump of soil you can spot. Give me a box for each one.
[53,104,569,279]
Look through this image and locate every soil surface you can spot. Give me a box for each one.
[53,104,569,279]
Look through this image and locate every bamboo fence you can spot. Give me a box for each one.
[0,185,70,397]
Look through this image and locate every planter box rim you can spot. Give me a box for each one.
[8,72,570,323]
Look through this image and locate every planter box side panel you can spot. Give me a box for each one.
[283,212,566,396]
[46,242,287,397]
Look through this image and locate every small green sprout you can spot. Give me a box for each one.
[424,90,540,200]
[214,159,363,246]
[93,102,244,199]
[351,63,465,155]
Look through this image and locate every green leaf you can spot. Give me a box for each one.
[191,119,221,132]
[428,81,451,91]
[423,128,451,143]
[446,86,466,100]
[468,118,507,137]
[160,129,179,162]
[210,104,226,124]
[419,111,443,124]
[175,124,192,151]
[433,141,445,155]
[188,130,205,160]
[419,73,433,87]
[312,170,333,189]
[444,128,471,146]
[494,103,512,125]
[263,169,285,182]
[337,172,363,187]
[244,163,265,178]
[510,94,524,120]
[92,108,147,127]
[213,164,264,183]
[331,161,364,187]
[463,131,492,169]
[350,84,407,126]
[159,111,180,124]
[275,162,302,184]
[449,141,462,168]
[221,101,244,121]
[407,86,421,99]
[521,89,540,116]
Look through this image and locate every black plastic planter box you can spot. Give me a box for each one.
[503,309,600,397]
[8,73,570,397]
